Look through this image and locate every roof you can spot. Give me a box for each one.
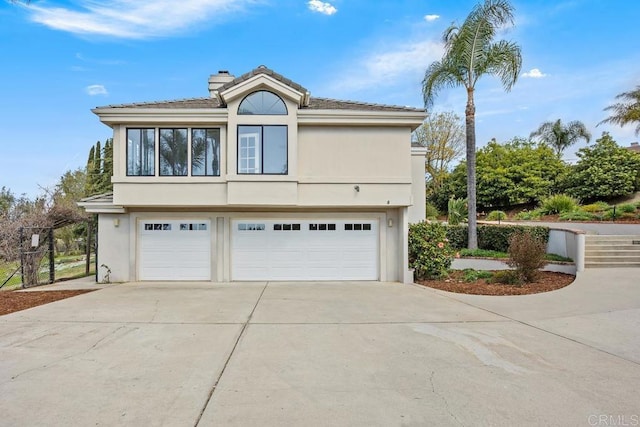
[95,65,425,113]
[216,65,309,95]
[98,96,423,113]
[79,192,114,204]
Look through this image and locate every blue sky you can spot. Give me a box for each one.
[1,0,639,198]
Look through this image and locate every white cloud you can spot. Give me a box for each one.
[424,14,440,22]
[307,0,337,15]
[522,68,547,78]
[330,39,444,93]
[28,0,253,39]
[86,85,108,96]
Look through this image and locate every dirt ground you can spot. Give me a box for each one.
[0,290,95,316]
[417,270,575,295]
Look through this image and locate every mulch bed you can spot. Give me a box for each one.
[416,270,575,295]
[0,290,95,316]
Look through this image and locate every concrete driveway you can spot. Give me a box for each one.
[1,273,639,426]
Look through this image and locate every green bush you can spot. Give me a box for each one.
[514,208,544,220]
[558,210,597,221]
[486,210,507,221]
[603,209,621,220]
[539,194,579,215]
[489,270,520,285]
[425,202,440,219]
[446,225,550,252]
[618,203,637,214]
[507,231,547,284]
[462,269,493,282]
[447,197,467,225]
[409,221,456,280]
[445,225,468,249]
[582,201,610,213]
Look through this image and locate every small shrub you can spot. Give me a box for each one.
[490,270,520,285]
[447,197,467,225]
[486,210,507,221]
[602,209,621,220]
[462,269,493,282]
[618,203,637,214]
[582,201,610,213]
[539,194,579,215]
[514,208,544,220]
[426,202,440,219]
[506,232,547,284]
[635,201,640,209]
[409,221,456,280]
[558,210,596,221]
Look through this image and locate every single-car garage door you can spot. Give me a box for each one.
[139,220,211,280]
[231,219,378,281]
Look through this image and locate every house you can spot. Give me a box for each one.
[80,66,427,283]
[627,142,640,153]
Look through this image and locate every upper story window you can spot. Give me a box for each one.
[127,129,155,176]
[159,128,188,176]
[238,91,287,115]
[192,129,220,176]
[238,125,287,174]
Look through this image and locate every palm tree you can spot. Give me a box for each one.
[598,86,640,136]
[422,0,522,249]
[530,119,591,157]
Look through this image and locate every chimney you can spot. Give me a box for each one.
[208,70,234,98]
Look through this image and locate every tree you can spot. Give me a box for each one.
[85,139,114,196]
[598,86,640,136]
[422,0,522,249]
[436,138,567,209]
[530,119,591,157]
[413,112,465,198]
[564,132,640,201]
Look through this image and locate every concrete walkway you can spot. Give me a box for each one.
[1,273,638,426]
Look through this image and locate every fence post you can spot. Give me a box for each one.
[48,228,54,284]
[19,227,25,289]
[85,220,92,276]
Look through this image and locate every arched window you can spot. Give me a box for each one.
[238,91,287,115]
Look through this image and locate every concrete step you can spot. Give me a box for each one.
[586,236,640,243]
[585,261,640,268]
[584,255,640,263]
[585,252,640,259]
[585,244,640,251]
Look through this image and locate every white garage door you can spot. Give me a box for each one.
[231,219,378,281]
[139,220,211,281]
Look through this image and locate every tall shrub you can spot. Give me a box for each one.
[507,231,547,284]
[409,222,455,280]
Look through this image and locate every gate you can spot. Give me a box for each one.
[19,226,54,288]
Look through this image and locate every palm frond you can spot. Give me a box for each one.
[598,86,640,135]
[422,60,465,109]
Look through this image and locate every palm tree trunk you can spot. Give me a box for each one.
[465,88,478,250]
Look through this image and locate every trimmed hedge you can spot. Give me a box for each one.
[446,224,550,252]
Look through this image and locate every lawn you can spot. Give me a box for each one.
[1,254,95,291]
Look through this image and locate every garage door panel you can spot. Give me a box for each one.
[139,220,211,281]
[232,219,378,281]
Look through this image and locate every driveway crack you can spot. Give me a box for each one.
[194,281,269,427]
[429,370,464,426]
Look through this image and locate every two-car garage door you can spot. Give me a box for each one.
[231,220,378,281]
[138,218,378,281]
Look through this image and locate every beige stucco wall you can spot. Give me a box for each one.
[97,214,130,283]
[297,126,411,181]
[408,147,427,223]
